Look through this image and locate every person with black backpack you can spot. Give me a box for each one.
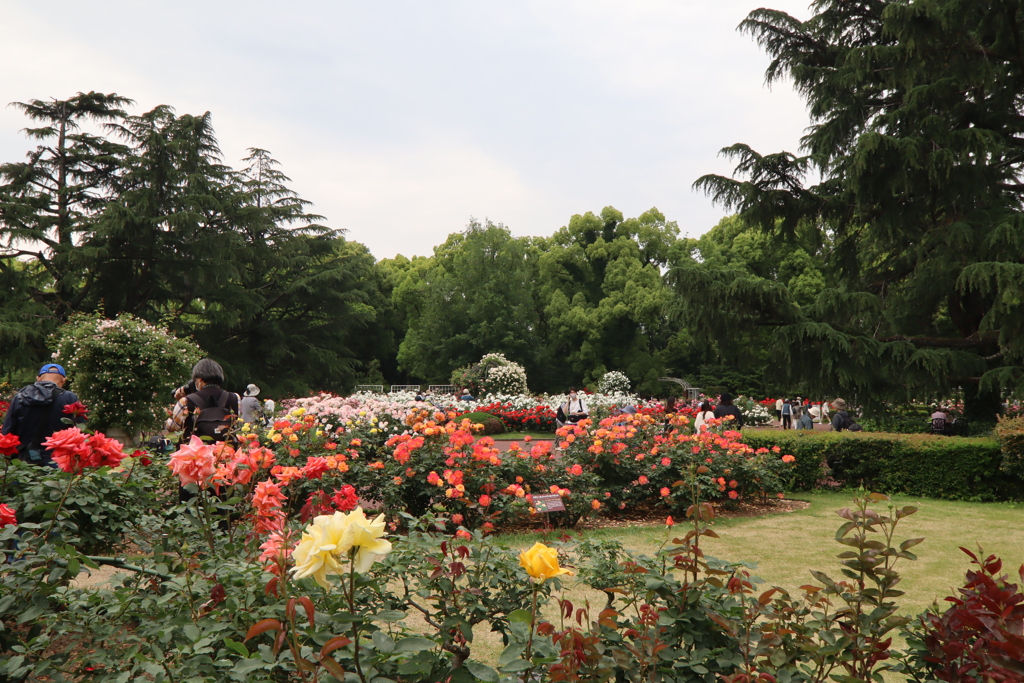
[165,359,240,443]
[1,363,85,466]
[829,398,862,432]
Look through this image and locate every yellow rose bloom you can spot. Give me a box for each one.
[291,508,392,588]
[519,542,573,582]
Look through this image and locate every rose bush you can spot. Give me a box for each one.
[2,405,1015,683]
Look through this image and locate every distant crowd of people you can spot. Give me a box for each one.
[5,355,960,470]
[773,396,861,432]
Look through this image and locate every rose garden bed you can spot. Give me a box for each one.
[2,401,1023,682]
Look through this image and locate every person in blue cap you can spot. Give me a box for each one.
[1,363,84,466]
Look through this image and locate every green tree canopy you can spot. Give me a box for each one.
[688,0,1024,419]
[0,95,395,396]
[392,219,541,384]
[537,206,680,394]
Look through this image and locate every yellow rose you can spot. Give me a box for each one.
[519,542,573,582]
[291,508,392,588]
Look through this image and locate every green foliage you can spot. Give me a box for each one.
[538,207,679,394]
[742,431,1019,501]
[50,312,202,434]
[394,220,542,385]
[0,95,397,396]
[2,454,169,555]
[689,0,1024,419]
[994,415,1024,480]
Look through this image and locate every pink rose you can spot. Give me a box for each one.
[168,436,217,488]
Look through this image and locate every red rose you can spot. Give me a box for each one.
[0,503,16,528]
[0,433,20,458]
[62,401,90,419]
[331,484,359,512]
[87,433,126,468]
[43,428,90,474]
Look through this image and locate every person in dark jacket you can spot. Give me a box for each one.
[1,364,83,466]
[830,398,856,431]
[165,359,240,442]
[713,393,744,428]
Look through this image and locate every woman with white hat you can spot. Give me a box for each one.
[240,384,262,424]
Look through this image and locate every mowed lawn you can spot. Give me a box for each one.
[498,491,1024,633]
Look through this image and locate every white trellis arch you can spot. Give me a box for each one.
[658,377,702,401]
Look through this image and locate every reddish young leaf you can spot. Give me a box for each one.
[319,654,346,679]
[244,619,283,642]
[286,598,297,623]
[321,636,352,657]
[298,596,315,627]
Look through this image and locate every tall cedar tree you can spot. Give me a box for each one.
[0,97,395,394]
[0,92,131,317]
[688,0,1024,420]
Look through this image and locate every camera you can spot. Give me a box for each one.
[173,380,197,398]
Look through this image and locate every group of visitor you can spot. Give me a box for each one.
[1,359,271,467]
[690,393,746,430]
[775,397,821,430]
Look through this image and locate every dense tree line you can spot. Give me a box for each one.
[688,0,1024,420]
[6,0,1024,423]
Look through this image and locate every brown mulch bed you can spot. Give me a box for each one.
[576,497,809,531]
[505,497,810,534]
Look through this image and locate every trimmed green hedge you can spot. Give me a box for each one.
[743,431,1023,502]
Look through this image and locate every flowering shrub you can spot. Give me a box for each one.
[219,396,798,534]
[43,427,126,473]
[486,361,528,395]
[462,401,557,431]
[735,396,774,426]
[450,352,529,396]
[2,417,1013,683]
[49,313,202,435]
[556,413,795,514]
[597,370,631,394]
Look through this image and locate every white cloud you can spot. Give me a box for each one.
[0,0,817,259]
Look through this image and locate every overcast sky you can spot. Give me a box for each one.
[0,0,813,260]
